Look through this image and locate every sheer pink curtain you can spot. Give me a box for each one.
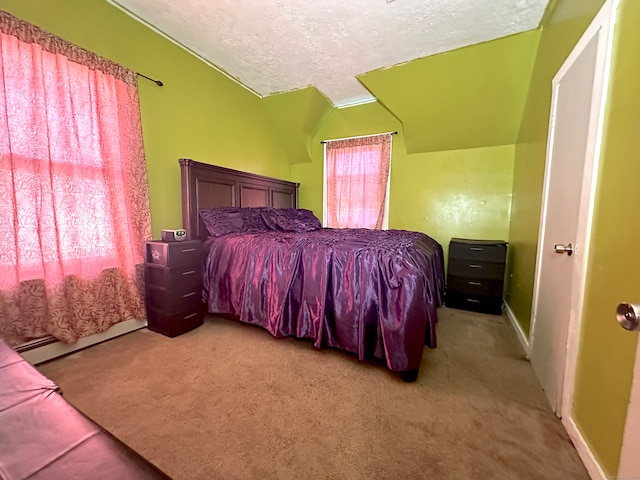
[0,11,152,347]
[325,134,391,229]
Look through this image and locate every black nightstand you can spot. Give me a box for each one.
[445,238,508,315]
[144,239,204,337]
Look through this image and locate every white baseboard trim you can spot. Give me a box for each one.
[502,303,606,479]
[20,319,147,366]
[503,301,531,357]
[562,416,607,480]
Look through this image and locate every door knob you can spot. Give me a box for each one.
[554,243,574,256]
[616,303,640,331]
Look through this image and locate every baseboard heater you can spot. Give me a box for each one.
[15,319,147,365]
[16,336,59,353]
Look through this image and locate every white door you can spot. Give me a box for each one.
[529,0,616,415]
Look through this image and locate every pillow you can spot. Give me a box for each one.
[198,208,270,237]
[261,208,322,233]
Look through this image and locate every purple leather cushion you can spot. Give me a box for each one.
[198,208,271,237]
[261,208,322,233]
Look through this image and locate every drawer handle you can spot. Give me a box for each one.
[182,270,196,276]
[465,298,481,303]
[468,281,482,286]
[184,313,198,320]
[470,247,484,251]
[181,248,196,253]
[469,264,483,269]
[182,292,197,298]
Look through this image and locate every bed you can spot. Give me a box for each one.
[180,159,445,381]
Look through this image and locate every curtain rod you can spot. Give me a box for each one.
[136,72,163,87]
[320,131,397,144]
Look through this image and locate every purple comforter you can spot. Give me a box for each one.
[202,228,445,373]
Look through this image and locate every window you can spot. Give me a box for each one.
[0,11,151,347]
[323,133,392,229]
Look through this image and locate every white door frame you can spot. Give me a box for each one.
[529,0,618,418]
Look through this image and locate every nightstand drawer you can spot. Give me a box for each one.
[145,240,202,268]
[446,238,508,316]
[447,275,503,297]
[144,239,204,338]
[147,285,202,314]
[448,259,505,280]
[147,306,204,338]
[445,292,503,315]
[449,239,507,262]
[145,264,202,291]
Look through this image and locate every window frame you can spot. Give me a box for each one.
[322,133,393,229]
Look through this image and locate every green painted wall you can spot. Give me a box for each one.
[507,0,607,333]
[291,33,530,260]
[0,0,290,239]
[508,0,639,474]
[6,0,637,473]
[359,30,540,154]
[390,145,514,253]
[263,87,332,165]
[573,0,640,474]
[291,102,514,259]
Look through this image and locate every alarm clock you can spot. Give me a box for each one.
[161,229,187,242]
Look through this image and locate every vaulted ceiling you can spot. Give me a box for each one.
[108,0,549,108]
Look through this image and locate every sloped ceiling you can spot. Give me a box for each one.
[359,29,542,153]
[108,0,549,108]
[105,0,548,157]
[262,87,332,165]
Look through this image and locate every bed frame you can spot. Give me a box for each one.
[179,158,430,382]
[179,158,299,241]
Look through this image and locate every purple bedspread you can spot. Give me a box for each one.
[202,228,444,373]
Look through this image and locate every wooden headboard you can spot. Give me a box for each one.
[179,158,300,241]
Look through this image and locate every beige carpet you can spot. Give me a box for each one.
[37,308,589,480]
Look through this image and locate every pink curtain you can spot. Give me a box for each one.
[0,11,152,347]
[325,134,392,229]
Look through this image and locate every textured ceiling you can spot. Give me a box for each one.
[108,0,549,107]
